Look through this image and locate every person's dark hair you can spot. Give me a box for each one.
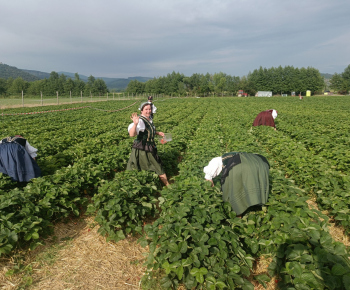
[148,96,153,101]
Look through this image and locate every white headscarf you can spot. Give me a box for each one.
[271,110,278,119]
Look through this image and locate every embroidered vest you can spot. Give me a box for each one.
[137,116,156,144]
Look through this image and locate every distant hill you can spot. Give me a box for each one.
[23,69,151,91]
[57,71,89,82]
[22,69,51,79]
[57,73,152,90]
[102,76,153,90]
[0,63,40,81]
[321,73,333,79]
[0,64,152,91]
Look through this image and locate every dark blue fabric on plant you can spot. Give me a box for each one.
[0,142,41,182]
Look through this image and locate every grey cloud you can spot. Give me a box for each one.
[0,0,349,78]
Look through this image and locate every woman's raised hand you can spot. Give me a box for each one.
[130,113,139,124]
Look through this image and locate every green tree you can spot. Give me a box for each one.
[64,78,75,95]
[239,74,255,96]
[186,74,201,95]
[73,75,85,96]
[329,73,344,91]
[226,75,240,95]
[86,75,95,95]
[198,74,211,96]
[27,79,45,95]
[0,78,7,95]
[341,64,350,91]
[126,80,145,94]
[74,73,80,81]
[9,77,28,94]
[304,67,324,94]
[213,72,228,96]
[93,79,108,96]
[144,78,158,94]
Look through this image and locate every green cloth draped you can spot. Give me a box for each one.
[221,152,269,215]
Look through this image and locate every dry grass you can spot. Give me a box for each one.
[248,256,278,290]
[0,215,148,290]
[1,214,280,290]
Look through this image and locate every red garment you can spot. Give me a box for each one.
[252,111,275,128]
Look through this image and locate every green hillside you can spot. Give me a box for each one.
[0,63,40,81]
[321,73,333,79]
[22,69,51,79]
[0,64,151,91]
[103,76,152,91]
[55,72,152,90]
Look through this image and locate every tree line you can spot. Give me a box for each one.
[0,72,108,97]
[2,65,349,98]
[329,65,350,94]
[125,66,330,96]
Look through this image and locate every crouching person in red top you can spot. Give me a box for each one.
[252,109,278,130]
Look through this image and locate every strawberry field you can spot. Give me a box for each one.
[1,96,350,289]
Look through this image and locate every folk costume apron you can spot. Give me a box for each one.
[0,136,41,182]
[126,116,165,175]
[220,152,270,215]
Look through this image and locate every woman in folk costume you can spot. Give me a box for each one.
[147,96,157,119]
[252,109,278,130]
[204,152,270,216]
[127,102,169,186]
[0,135,41,182]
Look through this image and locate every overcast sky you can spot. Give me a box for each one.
[1,0,349,78]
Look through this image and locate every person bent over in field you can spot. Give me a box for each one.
[204,152,270,217]
[252,109,278,130]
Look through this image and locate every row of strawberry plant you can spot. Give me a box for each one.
[219,102,350,289]
[141,100,257,289]
[278,109,350,173]
[0,101,139,190]
[141,98,350,289]
[0,113,132,192]
[0,98,198,256]
[251,125,350,233]
[87,100,207,244]
[0,137,132,256]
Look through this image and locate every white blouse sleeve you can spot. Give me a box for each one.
[203,157,223,180]
[25,141,38,158]
[152,104,157,113]
[128,118,146,134]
